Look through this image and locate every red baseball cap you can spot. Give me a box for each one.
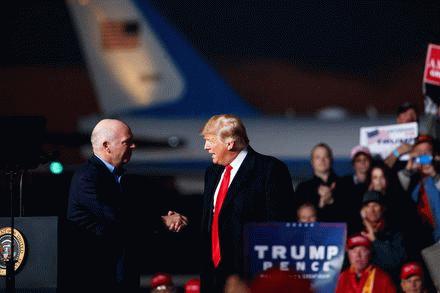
[347,234,372,250]
[150,272,173,289]
[184,278,200,293]
[400,262,424,280]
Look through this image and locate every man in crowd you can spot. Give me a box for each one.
[184,278,201,293]
[296,201,318,223]
[396,102,419,125]
[150,273,177,293]
[340,145,373,232]
[342,145,372,197]
[400,262,429,293]
[67,119,187,292]
[386,101,439,170]
[335,234,397,293]
[385,102,419,171]
[295,143,343,222]
[359,190,409,284]
[200,114,294,293]
[397,134,440,250]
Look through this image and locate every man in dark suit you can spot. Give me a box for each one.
[66,119,187,293]
[200,114,294,293]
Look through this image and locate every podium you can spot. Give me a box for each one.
[0,217,57,293]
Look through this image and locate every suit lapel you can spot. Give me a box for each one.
[90,155,123,199]
[203,165,224,226]
[221,147,256,210]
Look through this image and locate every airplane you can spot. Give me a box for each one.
[64,0,420,194]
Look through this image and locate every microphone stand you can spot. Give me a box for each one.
[4,168,27,293]
[5,169,20,293]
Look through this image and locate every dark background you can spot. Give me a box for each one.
[6,1,440,130]
[8,1,440,71]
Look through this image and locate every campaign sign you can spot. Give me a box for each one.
[423,43,440,86]
[244,222,346,293]
[359,122,418,159]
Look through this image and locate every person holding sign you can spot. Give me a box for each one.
[396,102,419,125]
[199,114,294,293]
[384,102,419,171]
[335,234,397,293]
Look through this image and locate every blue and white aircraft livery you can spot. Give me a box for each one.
[65,0,398,193]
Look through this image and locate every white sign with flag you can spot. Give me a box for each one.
[360,122,418,159]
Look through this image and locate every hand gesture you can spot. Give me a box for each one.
[405,152,419,173]
[317,182,335,208]
[161,211,188,232]
[360,206,377,242]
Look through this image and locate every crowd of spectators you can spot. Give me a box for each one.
[292,102,440,292]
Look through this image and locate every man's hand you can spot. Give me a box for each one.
[385,143,412,169]
[406,152,437,177]
[360,206,377,242]
[361,220,377,242]
[397,143,412,156]
[161,211,188,232]
[405,152,419,173]
[317,182,335,208]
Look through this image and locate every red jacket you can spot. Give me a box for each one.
[335,264,397,293]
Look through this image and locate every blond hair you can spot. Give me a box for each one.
[201,114,249,150]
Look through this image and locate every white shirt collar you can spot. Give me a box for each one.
[229,147,248,171]
[212,147,248,212]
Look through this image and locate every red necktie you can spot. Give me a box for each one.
[212,164,232,267]
[418,181,435,228]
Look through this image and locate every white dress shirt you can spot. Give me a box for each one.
[212,148,248,212]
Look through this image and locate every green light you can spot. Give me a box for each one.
[50,162,64,174]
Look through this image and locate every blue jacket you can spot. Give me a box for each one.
[411,177,440,242]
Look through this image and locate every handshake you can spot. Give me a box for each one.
[161,211,188,232]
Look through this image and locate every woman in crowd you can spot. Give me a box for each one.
[365,160,416,231]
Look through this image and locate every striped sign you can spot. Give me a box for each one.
[101,20,139,50]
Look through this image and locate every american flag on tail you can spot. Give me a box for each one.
[101,20,139,50]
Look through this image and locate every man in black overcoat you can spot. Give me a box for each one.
[200,114,294,293]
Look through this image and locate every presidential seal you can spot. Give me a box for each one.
[0,227,26,276]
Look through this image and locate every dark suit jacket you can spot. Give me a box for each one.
[200,146,294,292]
[66,155,163,293]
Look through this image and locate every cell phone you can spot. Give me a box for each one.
[414,155,433,165]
